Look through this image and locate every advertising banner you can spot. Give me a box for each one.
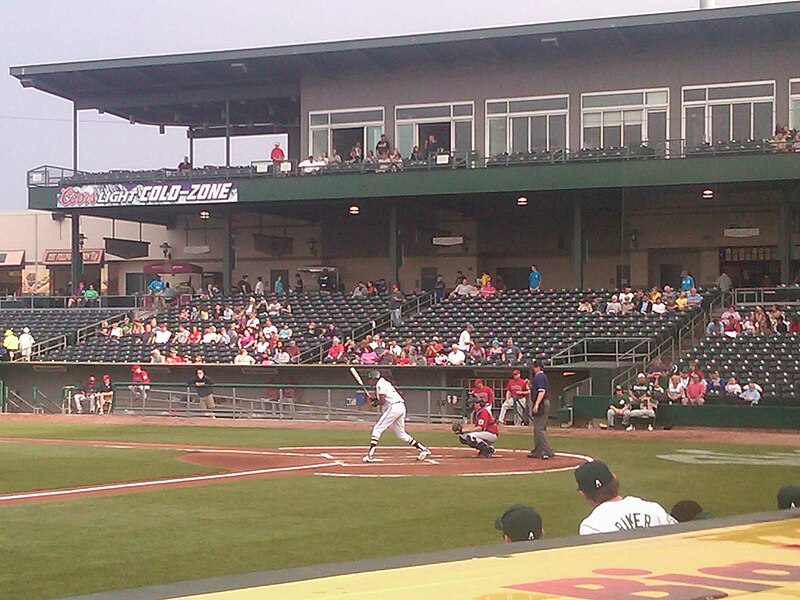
[57,180,238,209]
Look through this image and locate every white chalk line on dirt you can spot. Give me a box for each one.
[0,461,343,503]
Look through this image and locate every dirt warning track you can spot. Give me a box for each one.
[0,438,589,505]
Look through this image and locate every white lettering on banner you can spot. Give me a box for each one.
[57,181,239,208]
[658,449,800,466]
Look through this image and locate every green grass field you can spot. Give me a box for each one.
[0,421,794,599]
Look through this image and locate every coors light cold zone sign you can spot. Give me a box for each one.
[57,180,238,208]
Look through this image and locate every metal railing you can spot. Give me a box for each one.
[299,291,435,364]
[733,286,800,308]
[60,381,467,423]
[24,311,132,361]
[549,337,654,366]
[29,139,795,189]
[0,295,154,310]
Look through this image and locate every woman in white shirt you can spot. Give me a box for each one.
[667,374,686,404]
[651,299,667,315]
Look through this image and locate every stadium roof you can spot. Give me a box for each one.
[10,2,800,133]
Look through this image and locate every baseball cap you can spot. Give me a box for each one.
[102,374,110,379]
[637,372,646,378]
[777,485,800,509]
[494,504,543,541]
[474,378,483,386]
[131,364,141,371]
[512,369,521,376]
[575,460,613,492]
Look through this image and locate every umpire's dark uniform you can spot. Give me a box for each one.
[528,363,554,459]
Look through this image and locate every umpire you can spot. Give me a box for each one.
[527,361,554,459]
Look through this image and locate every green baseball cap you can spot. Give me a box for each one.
[777,485,800,509]
[575,460,613,492]
[494,504,542,542]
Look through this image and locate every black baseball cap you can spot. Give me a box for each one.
[575,460,613,492]
[494,504,542,541]
[777,485,800,509]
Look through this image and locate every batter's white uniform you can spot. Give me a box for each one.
[370,378,414,443]
[579,496,677,535]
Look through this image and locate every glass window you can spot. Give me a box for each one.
[731,103,751,141]
[487,101,507,115]
[366,126,383,154]
[753,101,773,140]
[683,89,706,102]
[708,84,774,100]
[509,97,568,113]
[311,129,328,158]
[685,106,706,146]
[488,118,507,156]
[549,114,567,149]
[711,105,730,142]
[453,104,473,117]
[396,105,451,120]
[583,92,644,108]
[530,116,547,151]
[397,123,414,158]
[511,117,528,153]
[790,98,800,130]
[310,113,329,126]
[647,110,667,143]
[646,91,669,105]
[603,111,622,147]
[454,121,472,153]
[329,109,383,125]
[584,112,601,147]
[791,81,800,95]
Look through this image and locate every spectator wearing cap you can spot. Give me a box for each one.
[495,504,543,542]
[3,329,19,361]
[607,386,630,429]
[97,374,113,415]
[575,460,676,535]
[487,338,503,361]
[18,327,34,361]
[670,500,714,523]
[627,373,656,430]
[739,381,761,406]
[777,485,800,509]
[500,369,530,425]
[129,364,151,404]
[270,142,285,169]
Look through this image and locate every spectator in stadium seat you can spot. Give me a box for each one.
[674,291,689,311]
[359,343,379,365]
[577,298,593,313]
[272,343,291,365]
[450,277,479,297]
[774,314,789,335]
[177,156,192,173]
[375,134,391,158]
[605,294,622,315]
[468,341,486,364]
[705,370,725,401]
[687,287,703,306]
[740,381,761,405]
[73,375,99,414]
[706,318,723,336]
[234,348,256,365]
[150,349,165,364]
[409,145,420,161]
[528,265,542,291]
[724,377,742,402]
[165,348,183,364]
[83,284,100,307]
[503,337,523,365]
[109,322,123,340]
[188,325,201,344]
[607,386,631,429]
[685,373,706,405]
[667,373,686,404]
[480,277,497,297]
[153,323,172,345]
[447,344,466,366]
[680,270,696,292]
[651,297,667,315]
[326,337,345,363]
[352,281,368,299]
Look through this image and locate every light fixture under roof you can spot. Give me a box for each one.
[702,188,714,200]
[517,196,528,206]
[199,210,210,220]
[349,205,360,215]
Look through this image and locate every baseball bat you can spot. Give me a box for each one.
[349,367,372,397]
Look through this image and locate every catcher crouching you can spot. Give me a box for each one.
[453,394,499,458]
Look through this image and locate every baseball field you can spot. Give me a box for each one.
[0,416,797,599]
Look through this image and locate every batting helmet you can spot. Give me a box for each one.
[367,370,381,380]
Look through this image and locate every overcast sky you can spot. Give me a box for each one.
[0,0,790,210]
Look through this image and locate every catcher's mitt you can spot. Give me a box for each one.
[451,422,463,434]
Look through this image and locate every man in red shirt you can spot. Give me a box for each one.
[270,142,285,170]
[471,378,496,412]
[499,369,530,425]
[457,395,499,458]
[129,363,151,404]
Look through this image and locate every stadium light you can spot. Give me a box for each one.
[702,188,714,200]
[199,211,210,220]
[349,205,360,215]
[517,196,528,206]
